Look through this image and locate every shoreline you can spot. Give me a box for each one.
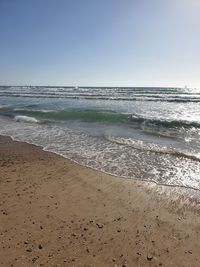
[1,135,200,266]
[2,133,200,199]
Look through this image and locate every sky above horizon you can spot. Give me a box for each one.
[0,0,200,88]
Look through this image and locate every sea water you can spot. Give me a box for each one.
[0,86,199,190]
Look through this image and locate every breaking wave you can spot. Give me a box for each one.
[1,106,200,130]
[14,115,39,123]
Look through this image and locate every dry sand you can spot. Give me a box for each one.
[0,135,200,267]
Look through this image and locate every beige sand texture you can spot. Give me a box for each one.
[0,135,200,267]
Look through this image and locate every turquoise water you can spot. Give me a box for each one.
[0,86,200,190]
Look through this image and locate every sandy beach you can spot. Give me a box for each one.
[0,135,200,267]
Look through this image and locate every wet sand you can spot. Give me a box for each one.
[0,135,200,267]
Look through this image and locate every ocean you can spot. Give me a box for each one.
[0,86,200,191]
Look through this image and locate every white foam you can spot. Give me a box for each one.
[0,116,199,192]
[14,115,39,123]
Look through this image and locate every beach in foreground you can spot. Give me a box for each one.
[1,136,200,267]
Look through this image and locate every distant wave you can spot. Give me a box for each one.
[0,86,200,102]
[1,93,200,102]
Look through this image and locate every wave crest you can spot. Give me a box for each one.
[14,115,39,123]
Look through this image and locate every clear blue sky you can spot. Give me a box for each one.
[0,0,200,88]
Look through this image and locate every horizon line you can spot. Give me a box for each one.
[0,84,187,89]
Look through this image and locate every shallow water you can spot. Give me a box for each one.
[0,86,200,190]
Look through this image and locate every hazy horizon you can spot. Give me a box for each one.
[0,84,190,89]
